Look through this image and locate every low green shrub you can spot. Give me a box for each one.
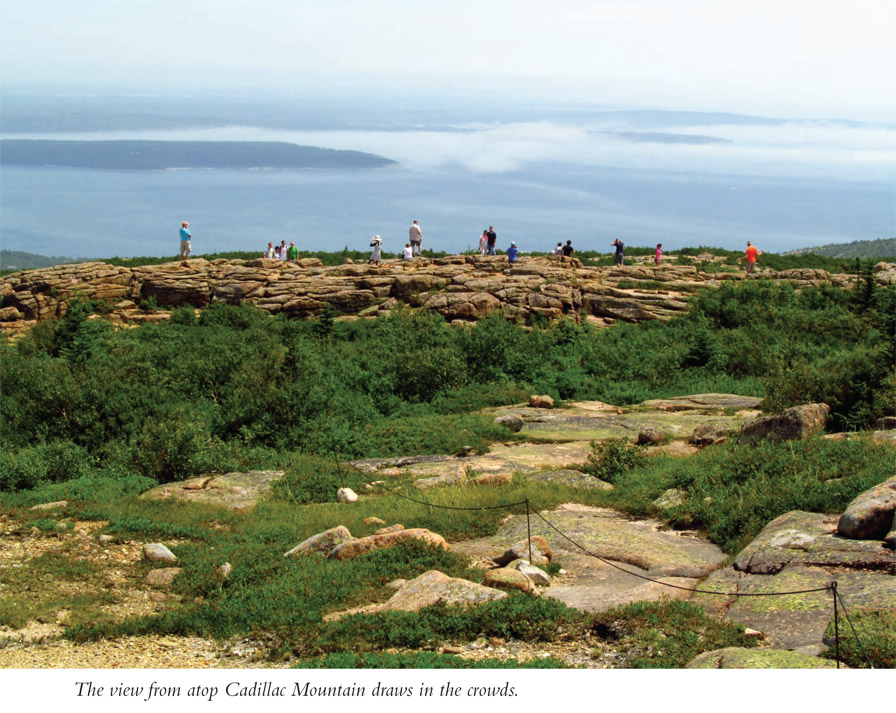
[0,473,155,507]
[272,454,367,505]
[316,596,585,653]
[606,437,893,553]
[591,599,753,668]
[823,609,896,669]
[0,441,94,492]
[583,438,646,484]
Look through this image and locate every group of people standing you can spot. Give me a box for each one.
[265,240,299,261]
[477,227,499,256]
[180,220,762,274]
[371,220,424,266]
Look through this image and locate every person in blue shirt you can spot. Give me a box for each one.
[179,221,192,259]
[507,242,519,264]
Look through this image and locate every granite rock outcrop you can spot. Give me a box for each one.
[2,256,876,338]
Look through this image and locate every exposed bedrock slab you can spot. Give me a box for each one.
[687,647,840,669]
[140,470,285,510]
[732,511,895,575]
[695,508,896,651]
[489,396,760,443]
[452,504,726,613]
[696,565,895,651]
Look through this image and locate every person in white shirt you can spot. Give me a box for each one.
[409,220,422,256]
[402,243,413,259]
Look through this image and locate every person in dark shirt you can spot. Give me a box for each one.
[561,240,575,257]
[486,226,497,256]
[612,238,625,266]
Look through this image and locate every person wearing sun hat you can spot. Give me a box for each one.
[179,221,191,259]
[507,241,519,265]
[369,235,382,266]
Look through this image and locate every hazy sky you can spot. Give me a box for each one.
[2,0,895,119]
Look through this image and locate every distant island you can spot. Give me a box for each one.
[0,140,397,171]
[607,131,731,145]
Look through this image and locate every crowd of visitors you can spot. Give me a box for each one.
[179,220,763,275]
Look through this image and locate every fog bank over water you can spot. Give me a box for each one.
[6,118,893,181]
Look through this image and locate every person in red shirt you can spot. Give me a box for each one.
[738,241,763,274]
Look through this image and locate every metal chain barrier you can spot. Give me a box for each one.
[369,482,874,667]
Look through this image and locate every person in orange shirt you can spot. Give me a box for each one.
[738,241,763,274]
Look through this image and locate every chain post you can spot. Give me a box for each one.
[526,499,533,564]
[831,581,840,669]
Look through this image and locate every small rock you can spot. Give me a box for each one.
[483,568,535,594]
[744,628,764,641]
[216,562,233,580]
[363,517,386,526]
[508,559,552,586]
[691,422,732,447]
[442,646,464,655]
[637,428,666,445]
[98,534,114,543]
[874,416,896,430]
[493,535,552,566]
[146,567,182,587]
[29,500,68,511]
[528,395,555,409]
[653,488,686,510]
[143,543,177,563]
[454,445,475,457]
[336,487,359,503]
[739,403,830,445]
[149,592,167,602]
[379,570,506,612]
[837,476,896,540]
[495,415,524,432]
[285,526,354,558]
[330,529,449,560]
[375,524,405,535]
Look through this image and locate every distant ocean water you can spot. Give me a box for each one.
[1,111,893,258]
[1,163,890,259]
